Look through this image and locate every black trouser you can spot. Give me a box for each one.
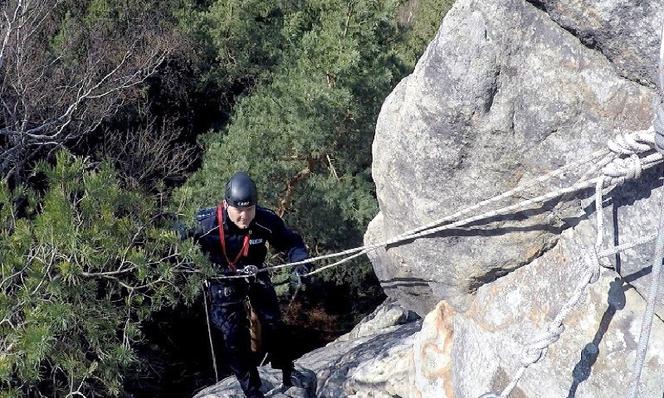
[208,272,293,398]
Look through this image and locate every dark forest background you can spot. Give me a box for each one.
[0,0,454,396]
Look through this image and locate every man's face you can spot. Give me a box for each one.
[224,201,256,229]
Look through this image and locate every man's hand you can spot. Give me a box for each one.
[289,263,311,289]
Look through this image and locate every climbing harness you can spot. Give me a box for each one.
[201,265,262,382]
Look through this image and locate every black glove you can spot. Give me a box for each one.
[289,263,311,289]
[173,220,189,240]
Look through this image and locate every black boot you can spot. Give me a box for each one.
[236,368,264,398]
[282,367,294,388]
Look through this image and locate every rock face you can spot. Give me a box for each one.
[362,0,664,396]
[529,0,664,86]
[454,218,664,397]
[366,0,662,316]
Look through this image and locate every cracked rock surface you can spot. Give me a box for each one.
[363,0,664,396]
[528,0,664,86]
[192,301,422,398]
[366,0,662,316]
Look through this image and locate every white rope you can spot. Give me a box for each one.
[481,132,664,398]
[598,233,658,258]
[627,24,664,398]
[307,152,661,277]
[481,177,610,398]
[215,176,614,281]
[202,283,219,382]
[480,224,657,398]
[207,129,661,282]
[595,177,606,253]
[628,190,664,397]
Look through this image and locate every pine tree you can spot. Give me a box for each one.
[0,151,205,397]
[173,0,418,330]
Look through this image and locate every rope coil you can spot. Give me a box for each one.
[608,131,654,155]
[602,154,643,181]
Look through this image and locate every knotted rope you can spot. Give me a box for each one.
[482,24,664,398]
[481,129,659,398]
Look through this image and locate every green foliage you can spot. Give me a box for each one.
[181,0,404,221]
[396,0,456,67]
[0,151,204,397]
[178,0,290,98]
[174,0,419,317]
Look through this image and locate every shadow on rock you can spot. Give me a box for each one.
[567,277,627,397]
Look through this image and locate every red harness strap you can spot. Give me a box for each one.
[216,205,250,272]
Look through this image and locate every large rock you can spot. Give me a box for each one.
[193,366,316,398]
[412,301,456,398]
[366,0,661,316]
[400,225,664,397]
[364,0,664,394]
[192,301,422,398]
[336,297,420,342]
[529,0,664,86]
[452,215,664,397]
[365,214,440,318]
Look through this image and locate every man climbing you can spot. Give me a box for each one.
[189,171,310,398]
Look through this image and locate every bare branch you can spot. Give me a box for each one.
[80,266,138,278]
[0,0,178,182]
[0,0,22,70]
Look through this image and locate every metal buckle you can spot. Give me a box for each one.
[242,265,259,275]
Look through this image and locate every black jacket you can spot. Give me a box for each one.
[192,205,308,272]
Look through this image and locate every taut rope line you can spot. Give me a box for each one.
[209,129,660,282]
[627,23,664,398]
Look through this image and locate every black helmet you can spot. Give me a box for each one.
[225,172,257,207]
